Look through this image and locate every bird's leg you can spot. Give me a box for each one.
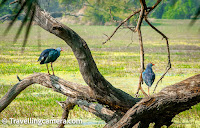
[46,64,50,75]
[51,62,55,75]
[148,87,150,96]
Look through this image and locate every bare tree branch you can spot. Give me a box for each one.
[0,4,145,127]
[14,0,139,111]
[0,73,96,112]
[135,0,148,97]
[56,99,75,128]
[144,18,171,93]
[103,9,140,44]
[67,97,122,123]
[146,0,162,15]
[1,1,198,128]
[111,74,200,128]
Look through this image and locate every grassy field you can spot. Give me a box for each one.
[0,19,200,128]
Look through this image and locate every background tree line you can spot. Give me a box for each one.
[0,0,199,24]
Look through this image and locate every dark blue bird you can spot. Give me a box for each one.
[142,63,155,96]
[38,47,63,75]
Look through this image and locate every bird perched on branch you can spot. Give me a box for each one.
[142,63,155,96]
[38,47,63,75]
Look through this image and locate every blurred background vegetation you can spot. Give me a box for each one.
[0,0,199,25]
[0,0,200,127]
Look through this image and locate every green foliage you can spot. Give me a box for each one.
[38,0,65,12]
[59,0,199,24]
[58,0,85,13]
[0,0,18,17]
[0,0,64,18]
[83,0,138,25]
[151,0,199,19]
[0,0,199,25]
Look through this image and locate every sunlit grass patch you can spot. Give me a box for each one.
[0,19,200,127]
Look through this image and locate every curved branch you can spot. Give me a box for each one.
[144,18,171,93]
[111,74,200,128]
[0,73,121,125]
[0,73,96,112]
[56,99,75,128]
[17,0,139,111]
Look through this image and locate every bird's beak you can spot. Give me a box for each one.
[152,63,155,66]
[61,48,64,51]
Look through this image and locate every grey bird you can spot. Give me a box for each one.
[38,47,63,75]
[142,63,155,96]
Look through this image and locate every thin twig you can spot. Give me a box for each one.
[103,0,162,45]
[126,28,135,47]
[136,0,166,96]
[16,75,22,81]
[144,17,171,93]
[103,9,140,44]
[124,25,135,32]
[135,0,148,97]
[145,0,162,15]
[10,0,18,5]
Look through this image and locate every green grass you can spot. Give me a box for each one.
[0,19,200,127]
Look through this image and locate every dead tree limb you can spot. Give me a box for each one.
[104,0,167,97]
[104,0,163,45]
[15,0,139,112]
[1,73,200,128]
[103,9,140,44]
[144,18,171,93]
[0,73,96,112]
[56,97,122,128]
[0,72,123,127]
[1,0,200,128]
[56,99,75,128]
[135,0,148,97]
[66,97,122,123]
[111,74,200,128]
[146,0,162,15]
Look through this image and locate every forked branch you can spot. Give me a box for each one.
[15,0,138,112]
[135,0,147,97]
[104,0,167,97]
[56,97,121,128]
[56,99,75,128]
[103,9,140,44]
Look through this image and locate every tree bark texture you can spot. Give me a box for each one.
[20,0,138,112]
[1,73,200,127]
[1,0,200,128]
[111,74,200,128]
